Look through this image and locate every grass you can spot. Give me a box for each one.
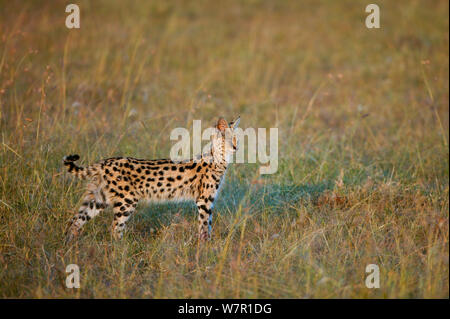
[0,0,448,298]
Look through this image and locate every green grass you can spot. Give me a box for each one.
[0,0,448,298]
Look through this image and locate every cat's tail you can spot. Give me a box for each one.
[63,154,95,180]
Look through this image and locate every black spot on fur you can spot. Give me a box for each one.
[95,202,104,209]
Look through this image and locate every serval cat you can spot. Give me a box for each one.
[63,117,240,242]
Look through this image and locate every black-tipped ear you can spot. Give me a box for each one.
[229,116,240,130]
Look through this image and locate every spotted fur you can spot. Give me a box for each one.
[63,117,240,241]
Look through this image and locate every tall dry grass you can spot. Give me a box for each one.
[0,0,448,298]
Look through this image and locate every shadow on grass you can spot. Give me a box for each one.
[131,179,335,237]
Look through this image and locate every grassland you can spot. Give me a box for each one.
[0,0,448,298]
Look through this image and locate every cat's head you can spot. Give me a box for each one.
[211,116,240,164]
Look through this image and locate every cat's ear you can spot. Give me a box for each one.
[216,118,228,133]
[229,116,240,130]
